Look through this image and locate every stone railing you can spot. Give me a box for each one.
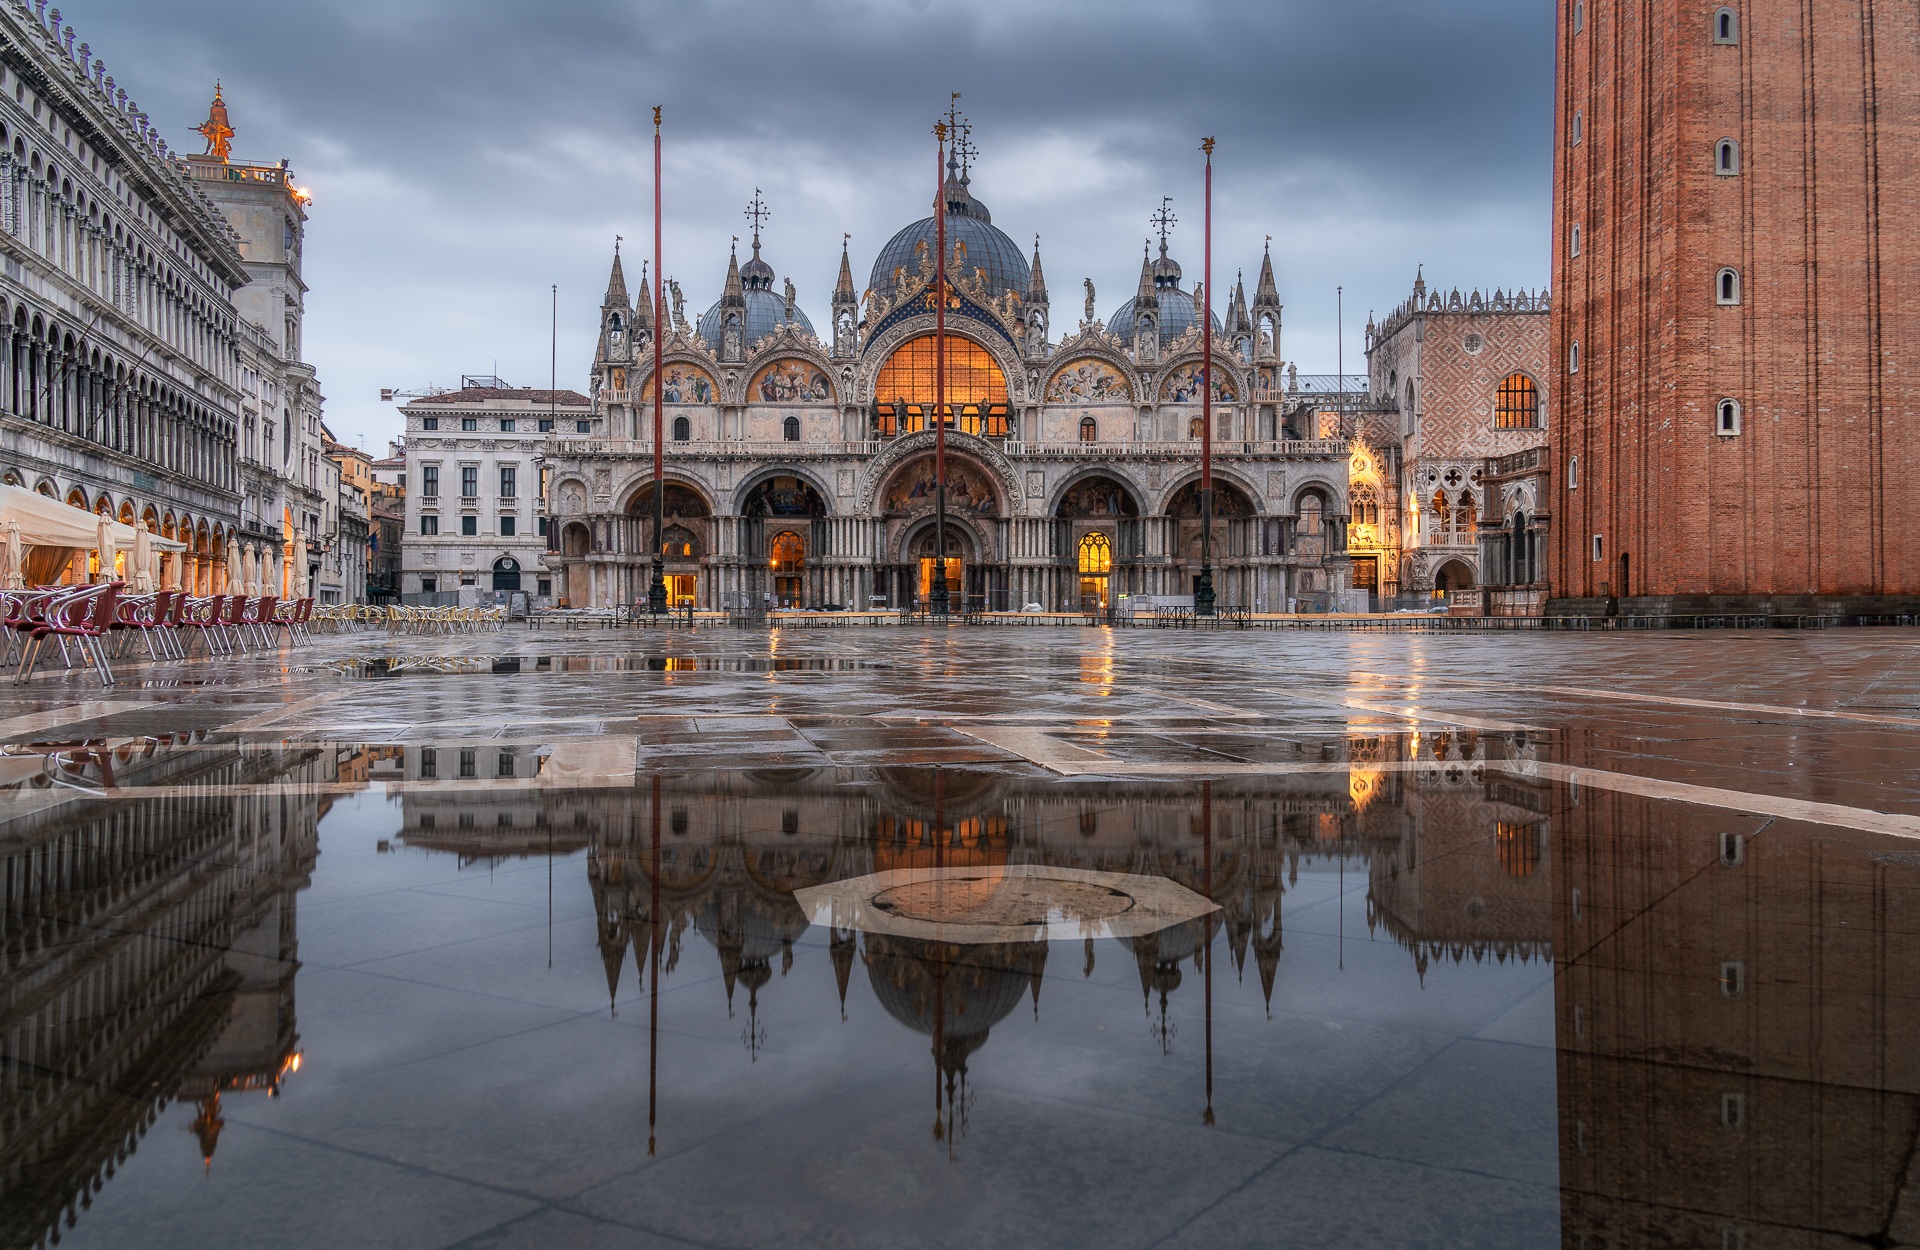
[542,437,1350,460]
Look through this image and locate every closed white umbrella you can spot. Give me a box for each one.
[132,522,153,593]
[288,533,305,599]
[226,540,242,595]
[241,545,256,597]
[3,519,21,590]
[95,518,117,584]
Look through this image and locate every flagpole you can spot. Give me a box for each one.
[647,106,668,616]
[1196,136,1217,617]
[931,115,951,617]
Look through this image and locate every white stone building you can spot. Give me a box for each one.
[398,382,588,598]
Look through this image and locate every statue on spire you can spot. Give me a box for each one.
[195,82,234,163]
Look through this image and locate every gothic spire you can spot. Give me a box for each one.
[1230,269,1251,332]
[634,260,653,332]
[833,235,857,309]
[1253,241,1280,309]
[603,239,629,308]
[1027,234,1047,305]
[720,239,746,308]
[1134,241,1158,308]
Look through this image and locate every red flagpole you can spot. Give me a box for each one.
[932,115,950,615]
[647,107,667,614]
[1197,137,1217,616]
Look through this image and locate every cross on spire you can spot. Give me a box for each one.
[744,189,769,247]
[943,94,974,176]
[1152,197,1177,254]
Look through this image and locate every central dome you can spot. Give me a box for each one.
[870,176,1029,305]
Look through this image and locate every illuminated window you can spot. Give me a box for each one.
[1079,416,1097,442]
[1495,373,1540,429]
[1077,531,1111,575]
[770,530,804,574]
[1496,821,1542,878]
[873,335,1007,408]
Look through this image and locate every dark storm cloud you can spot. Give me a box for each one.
[66,0,1553,445]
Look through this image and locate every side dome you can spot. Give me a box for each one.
[697,290,815,352]
[1106,289,1221,348]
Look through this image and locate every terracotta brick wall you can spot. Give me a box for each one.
[1550,0,1919,598]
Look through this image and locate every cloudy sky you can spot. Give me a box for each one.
[69,0,1554,448]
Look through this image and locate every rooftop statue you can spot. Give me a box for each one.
[195,83,234,163]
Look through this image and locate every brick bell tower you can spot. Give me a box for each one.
[1549,0,1918,612]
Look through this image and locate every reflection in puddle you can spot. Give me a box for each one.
[4,745,1916,1248]
[310,655,887,678]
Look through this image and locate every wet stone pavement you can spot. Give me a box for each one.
[3,624,1920,1249]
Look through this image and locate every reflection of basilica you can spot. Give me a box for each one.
[0,739,337,1250]
[536,126,1368,613]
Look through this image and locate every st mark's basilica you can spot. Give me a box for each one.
[528,133,1550,613]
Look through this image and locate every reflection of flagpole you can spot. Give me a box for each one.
[648,773,661,1155]
[1202,779,1215,1126]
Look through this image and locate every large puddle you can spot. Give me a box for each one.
[4,743,1915,1248]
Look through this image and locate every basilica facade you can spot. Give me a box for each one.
[537,163,1358,613]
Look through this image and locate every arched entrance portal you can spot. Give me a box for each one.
[1077,532,1112,610]
[908,524,971,606]
[1434,559,1475,597]
[629,481,712,608]
[492,557,522,591]
[771,530,806,606]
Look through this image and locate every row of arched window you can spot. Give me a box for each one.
[1570,1,1738,44]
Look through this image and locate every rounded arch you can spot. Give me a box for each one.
[857,429,1023,516]
[749,357,834,403]
[876,451,1004,519]
[870,331,1008,408]
[1433,559,1475,593]
[856,319,1023,406]
[1157,356,1240,402]
[1157,468,1263,517]
[897,513,985,564]
[1288,475,1344,516]
[1051,470,1142,518]
[559,521,591,558]
[1043,354,1133,403]
[1494,372,1541,429]
[639,360,716,404]
[621,475,714,518]
[733,465,835,517]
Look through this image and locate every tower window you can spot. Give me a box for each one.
[1716,398,1742,436]
[1079,416,1097,442]
[1571,109,1583,145]
[1716,139,1740,175]
[1713,6,1738,43]
[1568,455,1579,490]
[1569,340,1580,373]
[1573,0,1584,32]
[782,415,800,441]
[1717,268,1741,305]
[1570,223,1581,256]
[1495,374,1540,429]
[672,416,690,441]
[1592,534,1604,562]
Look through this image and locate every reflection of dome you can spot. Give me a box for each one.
[865,934,1040,1057]
[870,174,1029,304]
[698,287,814,351]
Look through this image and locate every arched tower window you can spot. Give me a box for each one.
[782,415,800,441]
[1079,416,1097,442]
[1717,268,1741,305]
[1495,373,1540,429]
[1713,6,1738,43]
[672,416,690,441]
[1570,223,1581,256]
[1716,139,1741,175]
[1716,398,1742,436]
